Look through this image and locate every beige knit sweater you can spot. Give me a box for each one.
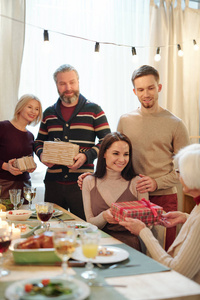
[117,108,189,196]
[139,204,200,283]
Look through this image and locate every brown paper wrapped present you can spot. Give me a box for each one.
[13,156,36,172]
[42,141,79,166]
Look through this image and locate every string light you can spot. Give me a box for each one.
[177,44,184,57]
[193,39,199,51]
[42,29,51,53]
[131,47,138,63]
[43,30,49,42]
[95,42,100,52]
[154,47,161,61]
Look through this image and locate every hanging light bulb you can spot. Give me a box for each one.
[43,30,49,42]
[95,42,100,53]
[193,39,199,51]
[154,47,161,62]
[131,47,138,63]
[94,42,100,61]
[177,44,183,57]
[42,30,51,54]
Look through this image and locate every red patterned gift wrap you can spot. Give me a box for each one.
[111,198,163,226]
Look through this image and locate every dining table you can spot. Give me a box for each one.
[1,203,200,300]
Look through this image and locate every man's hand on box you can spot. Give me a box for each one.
[119,217,146,235]
[68,153,87,170]
[40,154,55,168]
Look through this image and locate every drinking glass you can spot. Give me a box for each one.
[81,231,100,281]
[9,189,21,210]
[0,225,12,277]
[36,202,54,230]
[53,224,77,279]
[23,187,36,210]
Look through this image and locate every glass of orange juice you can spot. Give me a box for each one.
[81,231,100,280]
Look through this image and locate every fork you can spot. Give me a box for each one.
[96,263,140,269]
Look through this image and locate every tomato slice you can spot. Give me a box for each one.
[41,279,50,286]
[24,283,33,293]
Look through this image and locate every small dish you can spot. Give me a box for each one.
[31,208,63,218]
[6,210,32,221]
[66,221,98,234]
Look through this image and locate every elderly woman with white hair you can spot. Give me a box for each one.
[120,143,200,283]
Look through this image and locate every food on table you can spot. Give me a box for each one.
[0,199,23,211]
[15,224,31,233]
[8,211,29,215]
[75,224,87,229]
[0,204,6,211]
[17,232,54,249]
[24,279,73,297]
[98,247,114,256]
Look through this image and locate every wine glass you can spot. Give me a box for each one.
[23,187,36,210]
[9,189,21,210]
[80,231,101,281]
[36,202,54,231]
[0,224,12,277]
[53,224,77,279]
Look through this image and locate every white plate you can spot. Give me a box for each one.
[67,221,98,233]
[8,221,41,238]
[31,208,63,218]
[71,245,129,264]
[34,222,97,236]
[5,277,90,300]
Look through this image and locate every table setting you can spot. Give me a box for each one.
[0,197,200,300]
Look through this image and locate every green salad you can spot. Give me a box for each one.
[24,279,73,297]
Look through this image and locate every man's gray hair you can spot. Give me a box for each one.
[53,64,79,83]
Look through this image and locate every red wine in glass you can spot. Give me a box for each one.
[0,240,11,254]
[38,212,53,222]
[0,230,12,277]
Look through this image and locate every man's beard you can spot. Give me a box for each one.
[60,90,79,104]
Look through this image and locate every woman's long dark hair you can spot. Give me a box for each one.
[94,132,136,180]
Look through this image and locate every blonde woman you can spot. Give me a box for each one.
[0,94,42,199]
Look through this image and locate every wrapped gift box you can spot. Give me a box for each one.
[42,141,79,166]
[111,199,163,226]
[13,156,36,172]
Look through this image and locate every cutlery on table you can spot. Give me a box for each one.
[96,263,140,269]
[90,283,127,287]
[56,217,75,222]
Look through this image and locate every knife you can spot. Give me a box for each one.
[108,263,140,269]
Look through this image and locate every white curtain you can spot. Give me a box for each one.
[19,0,150,134]
[149,0,200,137]
[18,0,150,182]
[0,0,25,120]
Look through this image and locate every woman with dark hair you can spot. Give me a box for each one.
[82,132,148,250]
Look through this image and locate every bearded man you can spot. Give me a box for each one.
[34,64,110,219]
[117,65,189,250]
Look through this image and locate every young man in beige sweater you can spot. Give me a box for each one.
[117,65,189,250]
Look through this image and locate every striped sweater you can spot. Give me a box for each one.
[34,94,110,182]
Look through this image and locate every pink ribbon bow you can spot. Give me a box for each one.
[140,198,158,218]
